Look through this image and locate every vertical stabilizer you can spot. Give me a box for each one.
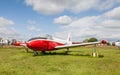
[66,33,72,45]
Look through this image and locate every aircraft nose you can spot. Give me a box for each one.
[26,42,31,48]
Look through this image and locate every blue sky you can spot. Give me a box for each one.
[0,0,120,41]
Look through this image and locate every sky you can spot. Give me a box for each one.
[0,0,120,42]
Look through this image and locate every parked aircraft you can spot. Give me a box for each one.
[22,34,100,56]
[114,40,120,49]
[13,41,25,46]
[0,39,9,46]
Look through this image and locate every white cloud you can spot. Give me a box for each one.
[101,20,120,28]
[0,17,25,40]
[117,0,120,2]
[27,25,41,32]
[24,0,120,41]
[0,27,18,35]
[0,27,20,40]
[26,20,41,32]
[25,0,65,15]
[24,0,98,15]
[0,17,18,39]
[68,0,99,13]
[54,7,120,41]
[0,17,14,27]
[54,15,72,25]
[66,16,99,27]
[104,6,120,19]
[25,0,120,15]
[27,20,37,25]
[97,0,115,11]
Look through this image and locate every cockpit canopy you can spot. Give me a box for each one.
[28,35,53,42]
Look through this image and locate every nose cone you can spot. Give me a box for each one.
[26,40,45,51]
[26,42,32,48]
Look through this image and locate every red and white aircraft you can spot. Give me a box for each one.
[23,34,100,56]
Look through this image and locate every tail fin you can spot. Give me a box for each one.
[66,33,72,44]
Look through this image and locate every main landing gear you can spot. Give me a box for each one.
[92,44,98,57]
[33,51,47,56]
[23,46,29,53]
[25,47,28,53]
[65,48,69,55]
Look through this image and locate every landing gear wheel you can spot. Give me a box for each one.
[41,51,46,54]
[25,48,28,53]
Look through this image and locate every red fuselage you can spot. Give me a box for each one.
[13,41,23,46]
[26,39,64,51]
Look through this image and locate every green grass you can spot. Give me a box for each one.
[0,46,120,75]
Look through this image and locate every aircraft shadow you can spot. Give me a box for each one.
[33,51,104,58]
[22,50,104,58]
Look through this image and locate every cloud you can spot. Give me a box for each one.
[104,6,120,19]
[25,0,120,15]
[27,20,37,25]
[0,17,19,39]
[97,0,115,11]
[68,0,99,13]
[25,0,65,15]
[0,17,14,27]
[24,0,99,15]
[54,6,120,41]
[0,17,25,40]
[53,15,72,25]
[24,0,120,41]
[0,27,20,40]
[26,20,41,32]
[101,20,120,28]
[27,25,41,32]
[0,27,18,35]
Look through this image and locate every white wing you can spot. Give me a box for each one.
[55,42,100,49]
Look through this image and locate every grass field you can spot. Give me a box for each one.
[0,46,120,75]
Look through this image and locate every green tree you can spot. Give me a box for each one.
[88,37,98,42]
[107,42,111,46]
[83,38,89,42]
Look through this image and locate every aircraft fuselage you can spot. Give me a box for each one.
[26,39,64,51]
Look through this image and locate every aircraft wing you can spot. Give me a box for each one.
[55,42,100,49]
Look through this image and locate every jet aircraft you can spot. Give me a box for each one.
[22,34,100,56]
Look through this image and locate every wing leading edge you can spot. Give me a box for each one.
[55,42,100,49]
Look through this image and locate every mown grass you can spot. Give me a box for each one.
[0,46,120,75]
